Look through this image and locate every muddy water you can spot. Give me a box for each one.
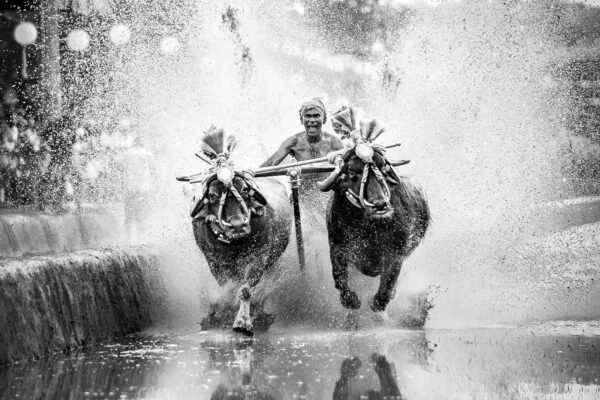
[2,322,600,399]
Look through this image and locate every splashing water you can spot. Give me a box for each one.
[74,1,600,329]
[378,2,598,327]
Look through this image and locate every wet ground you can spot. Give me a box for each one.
[2,322,600,399]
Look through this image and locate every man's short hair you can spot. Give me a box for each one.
[298,98,327,123]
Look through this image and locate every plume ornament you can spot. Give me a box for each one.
[359,119,386,142]
[199,125,239,160]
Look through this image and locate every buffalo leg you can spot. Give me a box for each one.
[233,284,253,336]
[232,261,266,336]
[333,357,361,400]
[371,259,401,312]
[244,262,264,288]
[331,245,361,309]
[371,353,401,396]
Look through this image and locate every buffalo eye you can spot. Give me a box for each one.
[347,169,359,181]
[208,193,219,203]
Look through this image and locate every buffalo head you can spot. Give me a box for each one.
[191,167,268,242]
[318,142,401,220]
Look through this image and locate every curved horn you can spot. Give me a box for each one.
[317,164,343,191]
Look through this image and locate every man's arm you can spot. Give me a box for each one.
[259,136,296,167]
[328,133,345,151]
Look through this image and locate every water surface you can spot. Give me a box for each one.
[2,322,600,399]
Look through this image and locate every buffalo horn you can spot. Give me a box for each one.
[317,165,343,191]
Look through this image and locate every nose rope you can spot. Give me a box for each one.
[358,163,371,209]
[346,162,391,210]
[217,184,251,231]
[370,165,391,203]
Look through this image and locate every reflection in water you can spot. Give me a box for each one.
[204,339,282,399]
[2,325,600,399]
[333,354,401,400]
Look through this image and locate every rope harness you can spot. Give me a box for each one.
[204,153,257,243]
[344,148,392,210]
[216,182,250,230]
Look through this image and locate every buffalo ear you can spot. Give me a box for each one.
[385,175,399,186]
[190,178,213,218]
[251,206,266,216]
[250,197,266,216]
[191,188,211,221]
[192,201,210,221]
[248,182,268,206]
[190,193,204,218]
[252,190,268,206]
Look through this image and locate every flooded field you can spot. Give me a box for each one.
[2,323,600,399]
[2,1,600,399]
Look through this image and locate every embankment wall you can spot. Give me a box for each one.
[0,207,166,365]
[0,248,166,365]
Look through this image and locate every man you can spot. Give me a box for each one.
[260,98,343,167]
[260,98,343,276]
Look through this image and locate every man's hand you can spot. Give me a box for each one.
[327,149,346,165]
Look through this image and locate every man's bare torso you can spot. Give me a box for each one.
[284,131,343,163]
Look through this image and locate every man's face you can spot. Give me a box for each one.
[302,107,324,137]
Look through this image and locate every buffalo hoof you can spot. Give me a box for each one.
[369,294,387,312]
[340,290,361,310]
[233,326,254,337]
[233,317,254,337]
[369,296,390,323]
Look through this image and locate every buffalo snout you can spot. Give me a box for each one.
[372,198,387,210]
[227,215,247,233]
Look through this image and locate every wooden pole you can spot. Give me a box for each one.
[253,142,403,175]
[289,169,305,270]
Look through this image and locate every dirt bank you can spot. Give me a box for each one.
[0,248,166,365]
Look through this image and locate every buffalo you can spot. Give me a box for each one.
[317,122,430,317]
[189,127,291,336]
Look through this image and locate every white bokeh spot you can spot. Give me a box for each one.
[14,22,37,45]
[159,36,180,55]
[108,24,131,46]
[67,29,90,52]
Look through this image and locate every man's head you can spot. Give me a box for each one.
[298,98,326,138]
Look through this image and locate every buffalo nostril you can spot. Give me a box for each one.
[373,199,387,209]
[228,215,245,231]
